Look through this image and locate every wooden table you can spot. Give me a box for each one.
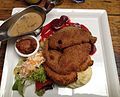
[0,0,120,82]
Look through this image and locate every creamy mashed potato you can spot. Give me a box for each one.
[68,67,92,89]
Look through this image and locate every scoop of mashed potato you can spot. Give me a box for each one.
[68,67,92,89]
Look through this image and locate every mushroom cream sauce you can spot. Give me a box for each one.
[8,12,43,37]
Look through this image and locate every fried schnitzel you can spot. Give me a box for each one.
[43,26,97,86]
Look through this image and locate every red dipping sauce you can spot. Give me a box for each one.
[16,37,37,54]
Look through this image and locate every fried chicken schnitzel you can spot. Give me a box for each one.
[43,26,97,86]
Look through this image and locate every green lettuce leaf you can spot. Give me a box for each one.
[28,65,46,82]
[12,79,25,97]
[35,89,45,96]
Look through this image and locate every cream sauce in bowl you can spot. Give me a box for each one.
[8,12,43,37]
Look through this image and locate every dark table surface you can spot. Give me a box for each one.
[0,0,120,82]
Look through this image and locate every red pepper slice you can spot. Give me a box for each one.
[35,80,53,91]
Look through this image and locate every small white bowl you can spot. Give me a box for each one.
[15,35,39,57]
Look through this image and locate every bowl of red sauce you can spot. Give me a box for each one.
[15,35,39,57]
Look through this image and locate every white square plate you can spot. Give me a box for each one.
[0,8,120,97]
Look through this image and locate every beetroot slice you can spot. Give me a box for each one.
[80,24,89,31]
